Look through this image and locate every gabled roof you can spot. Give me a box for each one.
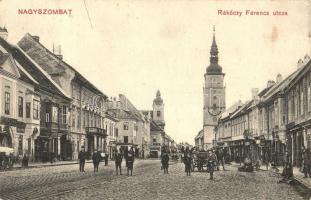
[107,109,139,121]
[219,100,243,120]
[230,100,252,119]
[0,36,71,100]
[18,33,107,98]
[284,59,311,92]
[258,85,274,97]
[262,66,304,102]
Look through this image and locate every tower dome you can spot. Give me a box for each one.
[153,90,163,105]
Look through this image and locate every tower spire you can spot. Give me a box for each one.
[206,25,223,75]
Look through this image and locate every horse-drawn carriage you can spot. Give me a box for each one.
[192,151,209,171]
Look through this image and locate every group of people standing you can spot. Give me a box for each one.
[78,147,135,176]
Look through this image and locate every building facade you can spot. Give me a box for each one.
[18,33,108,160]
[0,32,40,160]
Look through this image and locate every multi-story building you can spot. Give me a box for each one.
[0,30,40,160]
[0,28,73,162]
[106,94,149,157]
[284,55,311,167]
[103,112,119,159]
[18,33,108,160]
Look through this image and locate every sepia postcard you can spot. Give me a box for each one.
[0,0,310,199]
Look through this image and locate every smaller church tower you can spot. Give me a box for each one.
[153,90,165,130]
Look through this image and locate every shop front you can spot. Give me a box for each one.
[86,127,106,158]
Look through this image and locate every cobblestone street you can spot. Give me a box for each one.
[0,160,306,200]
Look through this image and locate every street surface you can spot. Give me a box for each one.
[0,160,306,200]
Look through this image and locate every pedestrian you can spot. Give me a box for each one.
[184,153,192,176]
[279,151,293,183]
[264,151,270,170]
[22,154,28,168]
[161,152,170,174]
[105,153,109,166]
[302,148,311,178]
[207,150,217,180]
[218,148,225,170]
[126,148,135,176]
[115,149,123,175]
[92,151,100,173]
[78,150,86,172]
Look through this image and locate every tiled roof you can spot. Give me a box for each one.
[18,33,107,98]
[230,100,252,119]
[262,67,304,102]
[0,36,71,100]
[219,100,243,120]
[0,53,9,66]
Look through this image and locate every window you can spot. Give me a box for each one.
[33,100,39,119]
[124,136,128,144]
[46,113,50,122]
[134,125,138,131]
[123,123,129,130]
[51,106,58,122]
[77,109,81,129]
[18,96,23,117]
[4,92,10,115]
[72,110,76,128]
[301,90,304,115]
[26,102,31,118]
[157,111,161,117]
[153,138,157,143]
[308,86,311,112]
[62,105,67,124]
[115,128,118,137]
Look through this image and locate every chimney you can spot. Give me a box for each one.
[297,58,303,69]
[53,44,63,60]
[304,54,310,64]
[251,88,259,100]
[0,26,8,41]
[32,35,40,42]
[276,73,283,83]
[267,80,275,88]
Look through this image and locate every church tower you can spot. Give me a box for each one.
[203,26,226,149]
[153,90,165,130]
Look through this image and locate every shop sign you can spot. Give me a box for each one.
[0,117,18,126]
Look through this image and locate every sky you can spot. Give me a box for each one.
[0,0,310,145]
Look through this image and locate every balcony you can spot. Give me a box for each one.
[151,142,161,146]
[45,122,58,132]
[86,127,107,137]
[59,123,69,131]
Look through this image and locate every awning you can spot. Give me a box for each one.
[0,146,14,155]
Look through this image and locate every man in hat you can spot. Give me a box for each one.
[161,152,170,174]
[126,147,135,176]
[78,149,86,172]
[207,150,217,180]
[115,149,123,175]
